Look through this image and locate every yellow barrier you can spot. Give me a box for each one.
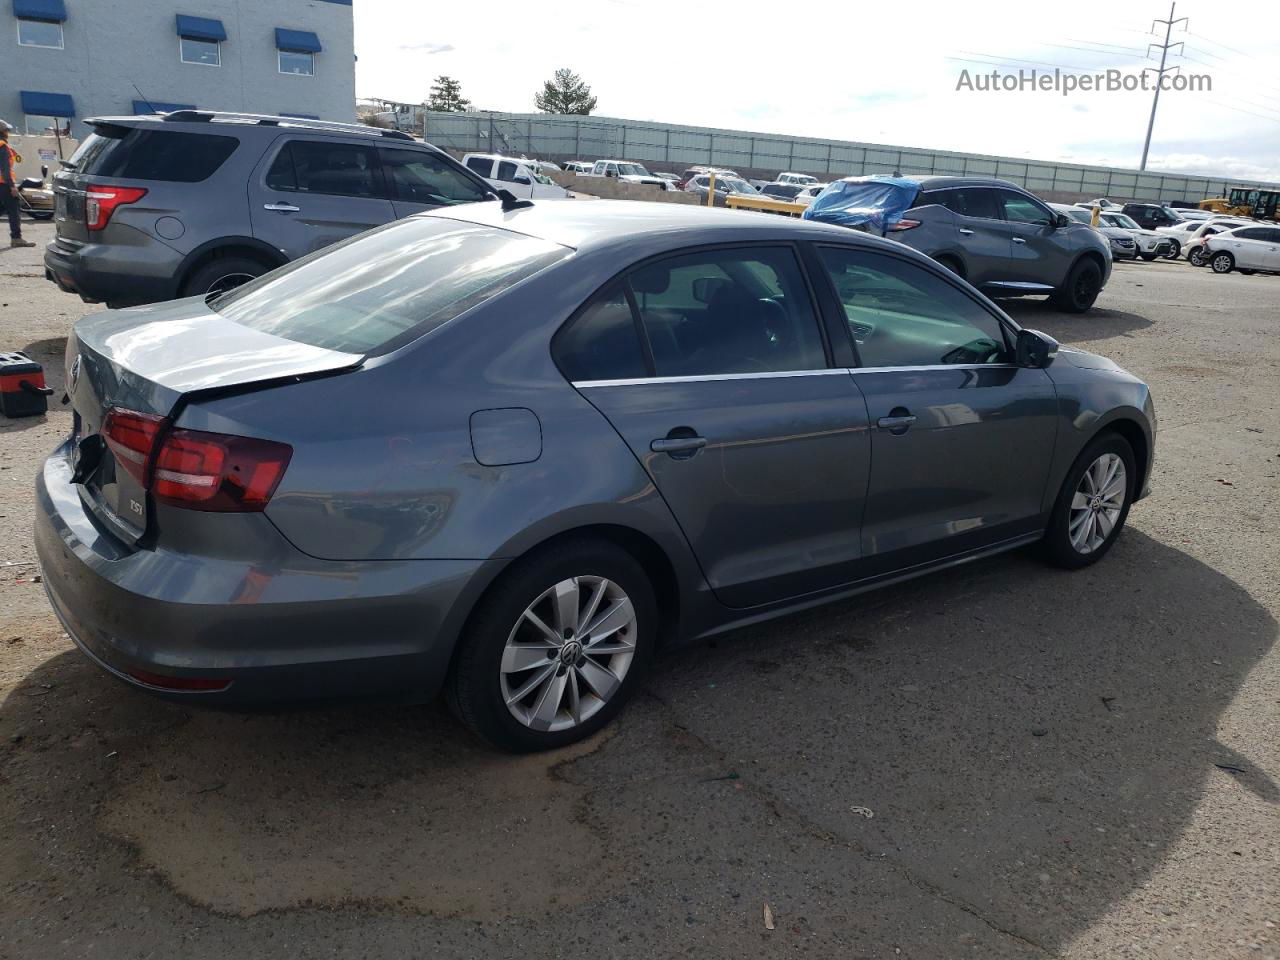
[725,194,808,217]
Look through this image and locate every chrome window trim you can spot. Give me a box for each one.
[573,369,852,389]
[573,363,1020,388]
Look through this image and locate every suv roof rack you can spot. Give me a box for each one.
[160,110,414,141]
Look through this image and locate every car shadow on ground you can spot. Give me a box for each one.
[997,299,1154,344]
[1,528,1274,955]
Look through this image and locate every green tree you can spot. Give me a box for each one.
[426,76,471,112]
[535,68,597,115]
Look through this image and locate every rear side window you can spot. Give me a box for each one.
[554,284,648,382]
[210,219,569,354]
[631,247,825,377]
[1232,227,1267,240]
[74,129,238,182]
[380,148,490,206]
[266,140,379,198]
[466,156,493,177]
[923,188,999,220]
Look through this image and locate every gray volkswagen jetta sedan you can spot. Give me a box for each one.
[35,199,1155,751]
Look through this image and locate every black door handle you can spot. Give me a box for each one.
[651,428,707,459]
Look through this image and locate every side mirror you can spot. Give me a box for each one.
[1015,329,1059,369]
[1053,213,1071,228]
[41,164,49,178]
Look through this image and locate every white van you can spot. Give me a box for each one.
[461,153,568,199]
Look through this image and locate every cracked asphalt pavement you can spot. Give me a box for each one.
[2,222,1277,958]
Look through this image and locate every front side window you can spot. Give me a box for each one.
[279,50,314,75]
[17,18,63,48]
[211,219,569,354]
[496,160,518,181]
[266,140,378,198]
[1232,227,1267,241]
[818,246,1010,368]
[380,148,490,206]
[180,36,219,65]
[998,190,1052,226]
[629,247,826,377]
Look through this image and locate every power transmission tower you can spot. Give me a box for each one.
[1140,0,1188,170]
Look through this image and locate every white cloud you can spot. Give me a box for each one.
[354,0,1280,182]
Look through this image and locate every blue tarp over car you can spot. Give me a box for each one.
[802,176,921,232]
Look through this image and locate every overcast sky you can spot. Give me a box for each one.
[353,0,1280,181]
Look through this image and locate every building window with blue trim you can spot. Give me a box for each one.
[276,29,320,76]
[176,15,225,66]
[14,0,66,48]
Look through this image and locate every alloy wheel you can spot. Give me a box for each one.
[205,272,256,296]
[1068,453,1127,554]
[500,576,637,732]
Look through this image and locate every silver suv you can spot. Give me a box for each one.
[44,111,495,308]
[896,176,1112,313]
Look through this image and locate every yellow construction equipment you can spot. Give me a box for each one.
[1198,188,1279,221]
[724,194,807,217]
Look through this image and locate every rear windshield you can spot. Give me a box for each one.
[209,217,570,354]
[71,127,238,182]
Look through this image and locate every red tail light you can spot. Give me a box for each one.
[85,184,147,231]
[101,407,291,512]
[102,409,166,485]
[153,429,291,512]
[888,219,922,232]
[124,667,231,692]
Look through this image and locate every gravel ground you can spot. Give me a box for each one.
[1,221,1277,959]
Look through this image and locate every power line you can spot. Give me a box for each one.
[1064,38,1151,54]
[1043,42,1149,60]
[950,51,1094,72]
[1184,30,1251,59]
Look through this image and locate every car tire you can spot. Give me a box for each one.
[1210,252,1234,274]
[180,256,269,299]
[1041,432,1136,570]
[1164,241,1180,259]
[1188,247,1208,267]
[446,539,658,753]
[1050,258,1103,313]
[1140,252,1158,261]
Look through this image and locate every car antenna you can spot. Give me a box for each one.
[131,82,156,113]
[495,188,534,212]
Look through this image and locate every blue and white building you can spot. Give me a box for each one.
[1,0,354,137]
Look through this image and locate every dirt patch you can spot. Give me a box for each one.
[100,710,619,918]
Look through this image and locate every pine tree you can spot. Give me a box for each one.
[426,76,471,112]
[534,69,597,115]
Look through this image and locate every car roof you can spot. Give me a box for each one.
[422,198,912,256]
[912,175,1022,191]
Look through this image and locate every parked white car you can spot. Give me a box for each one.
[562,161,594,174]
[777,172,819,186]
[1096,211,1175,260]
[1184,219,1254,265]
[461,153,568,199]
[1169,208,1216,222]
[1202,224,1280,274]
[791,183,830,206]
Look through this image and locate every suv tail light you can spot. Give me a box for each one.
[102,407,291,512]
[85,184,147,231]
[887,219,922,232]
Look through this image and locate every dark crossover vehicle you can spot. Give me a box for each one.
[44,111,495,308]
[36,200,1155,751]
[888,176,1113,312]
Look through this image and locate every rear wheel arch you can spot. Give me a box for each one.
[177,238,287,296]
[933,253,965,279]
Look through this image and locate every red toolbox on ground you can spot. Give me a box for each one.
[0,352,54,418]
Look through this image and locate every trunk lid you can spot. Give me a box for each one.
[67,298,361,544]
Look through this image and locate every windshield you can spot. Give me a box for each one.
[617,163,650,177]
[211,218,569,354]
[722,177,757,193]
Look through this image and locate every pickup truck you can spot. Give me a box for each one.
[583,159,676,190]
[461,153,568,199]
